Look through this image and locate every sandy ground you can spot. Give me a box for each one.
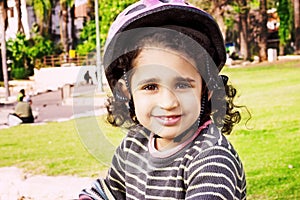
[0,167,96,200]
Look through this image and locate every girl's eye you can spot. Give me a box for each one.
[175,81,192,89]
[142,84,158,91]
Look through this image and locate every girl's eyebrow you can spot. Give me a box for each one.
[175,77,196,83]
[136,77,196,86]
[136,78,159,86]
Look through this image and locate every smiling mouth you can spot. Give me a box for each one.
[154,115,181,126]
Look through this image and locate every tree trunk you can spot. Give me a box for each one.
[278,0,291,56]
[239,0,251,60]
[295,0,300,54]
[60,1,69,54]
[44,2,52,36]
[15,0,24,33]
[0,1,10,100]
[211,1,226,41]
[32,0,53,37]
[70,4,76,50]
[258,0,268,61]
[190,0,230,41]
[86,0,93,20]
[48,5,53,38]
[279,43,285,55]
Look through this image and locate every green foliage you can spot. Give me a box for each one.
[62,0,75,7]
[249,0,260,9]
[76,20,97,55]
[76,0,138,55]
[28,34,56,58]
[10,67,30,80]
[30,0,51,21]
[27,0,52,36]
[6,33,57,79]
[99,0,138,46]
[278,0,292,45]
[188,0,213,12]
[225,1,244,29]
[6,34,28,64]
[6,34,31,79]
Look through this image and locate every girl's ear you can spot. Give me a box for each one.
[117,79,131,100]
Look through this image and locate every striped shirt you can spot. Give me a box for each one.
[80,122,246,200]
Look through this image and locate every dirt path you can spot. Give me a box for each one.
[0,167,95,200]
[0,86,107,129]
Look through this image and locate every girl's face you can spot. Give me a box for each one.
[130,48,203,150]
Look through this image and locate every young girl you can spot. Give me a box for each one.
[80,0,246,199]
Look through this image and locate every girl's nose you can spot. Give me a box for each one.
[158,88,179,110]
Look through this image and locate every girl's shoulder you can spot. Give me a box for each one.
[191,124,243,167]
[186,125,246,199]
[196,124,237,150]
[118,125,150,150]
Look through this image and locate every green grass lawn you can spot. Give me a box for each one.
[0,115,125,177]
[223,60,300,199]
[1,60,300,199]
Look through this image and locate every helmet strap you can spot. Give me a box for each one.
[173,91,207,143]
[123,69,131,92]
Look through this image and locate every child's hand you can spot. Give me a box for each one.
[105,97,115,112]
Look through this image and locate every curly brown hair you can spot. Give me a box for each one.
[105,30,241,135]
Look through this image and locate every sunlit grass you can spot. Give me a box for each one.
[0,116,124,177]
[223,60,300,199]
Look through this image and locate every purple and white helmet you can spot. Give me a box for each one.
[104,0,226,89]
